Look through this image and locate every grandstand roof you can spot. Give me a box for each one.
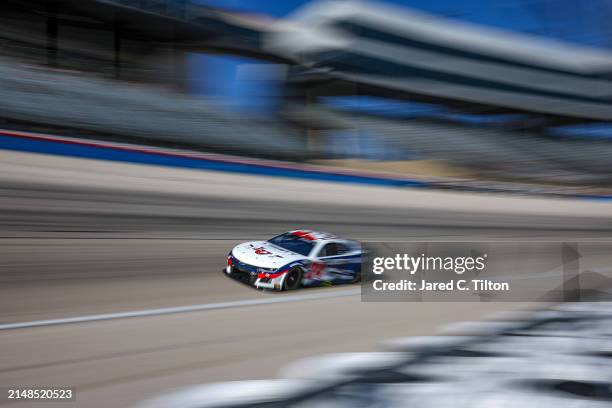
[266,0,612,123]
[4,0,286,60]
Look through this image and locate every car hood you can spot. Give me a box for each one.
[232,241,304,269]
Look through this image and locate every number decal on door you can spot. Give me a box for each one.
[306,261,326,279]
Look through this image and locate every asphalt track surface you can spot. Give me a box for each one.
[1,150,612,407]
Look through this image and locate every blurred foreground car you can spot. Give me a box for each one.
[225,230,362,290]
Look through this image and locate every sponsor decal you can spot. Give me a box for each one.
[306,261,326,279]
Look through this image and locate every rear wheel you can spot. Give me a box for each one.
[283,268,303,291]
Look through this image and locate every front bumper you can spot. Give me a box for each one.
[225,265,284,290]
[253,277,283,290]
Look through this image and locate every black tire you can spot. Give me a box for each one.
[283,267,303,291]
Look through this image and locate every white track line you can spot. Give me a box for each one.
[0,288,360,330]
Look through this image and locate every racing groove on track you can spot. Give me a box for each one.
[1,182,612,238]
[1,150,612,240]
[0,288,360,330]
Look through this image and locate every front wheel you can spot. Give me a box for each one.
[283,268,303,291]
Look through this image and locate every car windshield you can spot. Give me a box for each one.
[268,233,315,256]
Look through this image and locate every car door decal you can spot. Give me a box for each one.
[306,261,326,279]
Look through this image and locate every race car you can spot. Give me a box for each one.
[225,230,362,290]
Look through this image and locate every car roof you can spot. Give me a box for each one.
[288,229,338,242]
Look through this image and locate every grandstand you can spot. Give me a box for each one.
[269,0,612,123]
[269,0,612,186]
[0,0,283,83]
[0,56,306,157]
[0,0,304,157]
[1,0,612,188]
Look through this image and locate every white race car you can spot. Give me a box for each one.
[225,230,362,290]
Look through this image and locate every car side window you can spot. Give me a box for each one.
[336,243,350,255]
[318,243,338,257]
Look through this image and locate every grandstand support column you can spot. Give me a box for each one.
[172,30,187,92]
[113,17,121,79]
[46,2,58,67]
[305,87,323,157]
